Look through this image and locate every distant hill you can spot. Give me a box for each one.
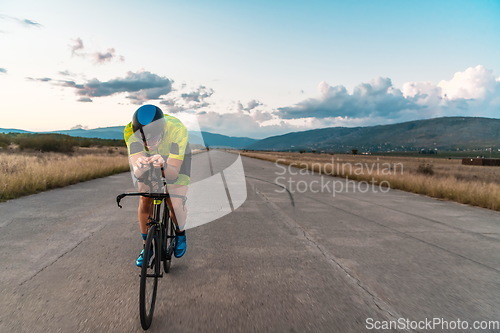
[4,116,498,152]
[246,117,500,152]
[0,127,257,149]
[49,126,125,140]
[200,132,257,148]
[0,128,32,134]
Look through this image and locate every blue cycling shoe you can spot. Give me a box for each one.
[174,233,187,258]
[136,248,153,267]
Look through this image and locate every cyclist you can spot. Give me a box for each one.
[124,104,191,267]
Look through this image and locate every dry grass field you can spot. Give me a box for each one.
[0,147,129,201]
[240,151,500,211]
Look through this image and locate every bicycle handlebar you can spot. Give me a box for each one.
[116,192,186,208]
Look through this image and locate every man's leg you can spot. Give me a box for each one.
[166,184,188,258]
[135,196,153,267]
[166,185,188,230]
[138,196,153,240]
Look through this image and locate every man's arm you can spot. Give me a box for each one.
[164,123,188,181]
[129,152,150,179]
[165,157,182,180]
[146,154,181,181]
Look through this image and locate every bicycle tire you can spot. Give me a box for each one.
[139,224,160,330]
[163,215,175,273]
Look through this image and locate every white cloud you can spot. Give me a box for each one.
[402,81,440,98]
[70,38,125,64]
[24,61,499,138]
[70,38,84,56]
[160,85,214,113]
[195,111,291,139]
[0,15,42,29]
[277,65,500,124]
[193,65,499,138]
[277,77,419,120]
[48,70,173,104]
[402,65,500,118]
[403,65,499,103]
[438,65,497,100]
[93,48,125,64]
[71,124,89,130]
[237,99,263,112]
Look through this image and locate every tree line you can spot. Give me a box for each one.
[0,133,124,153]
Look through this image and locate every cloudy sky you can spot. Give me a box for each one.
[1,0,499,138]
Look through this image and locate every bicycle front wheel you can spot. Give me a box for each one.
[139,224,160,330]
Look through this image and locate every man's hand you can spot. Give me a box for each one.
[134,155,165,169]
[135,156,150,169]
[149,154,165,168]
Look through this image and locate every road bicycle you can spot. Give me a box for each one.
[116,167,185,330]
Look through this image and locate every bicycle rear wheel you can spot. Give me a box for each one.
[140,225,160,330]
[163,216,175,273]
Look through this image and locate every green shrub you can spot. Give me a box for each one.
[10,133,125,153]
[15,134,75,153]
[417,163,434,175]
[0,133,11,148]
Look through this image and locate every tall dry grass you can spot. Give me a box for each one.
[240,151,500,211]
[0,151,129,201]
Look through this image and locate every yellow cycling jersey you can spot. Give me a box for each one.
[123,114,188,161]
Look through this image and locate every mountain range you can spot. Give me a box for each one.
[1,116,499,152]
[0,127,257,149]
[247,117,500,152]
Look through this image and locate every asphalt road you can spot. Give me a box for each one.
[0,151,499,332]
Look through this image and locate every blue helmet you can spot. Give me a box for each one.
[132,105,165,141]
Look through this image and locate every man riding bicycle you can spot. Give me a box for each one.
[124,104,191,267]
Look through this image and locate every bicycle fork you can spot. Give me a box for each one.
[143,218,163,279]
